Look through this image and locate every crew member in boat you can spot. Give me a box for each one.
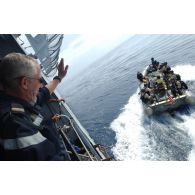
[159,62,169,73]
[151,57,159,70]
[162,63,171,76]
[155,75,167,93]
[175,80,188,95]
[162,65,171,87]
[180,80,188,90]
[175,74,181,81]
[0,53,70,160]
[169,79,178,97]
[146,64,157,74]
[137,71,147,83]
[140,88,156,104]
[168,70,177,81]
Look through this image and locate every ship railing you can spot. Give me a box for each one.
[56,114,113,161]
[13,34,113,161]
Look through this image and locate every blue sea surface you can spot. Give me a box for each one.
[60,34,195,160]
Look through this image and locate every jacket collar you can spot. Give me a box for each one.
[0,91,39,114]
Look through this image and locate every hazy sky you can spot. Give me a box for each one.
[59,34,132,80]
[19,34,132,80]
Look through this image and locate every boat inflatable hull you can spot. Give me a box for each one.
[145,107,153,115]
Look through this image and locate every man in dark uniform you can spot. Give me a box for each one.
[137,71,144,82]
[0,53,70,160]
[151,57,159,70]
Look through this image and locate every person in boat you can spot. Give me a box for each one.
[175,80,188,95]
[151,57,159,70]
[155,61,160,70]
[169,79,178,97]
[175,80,183,95]
[155,75,167,93]
[140,88,156,104]
[151,57,155,64]
[162,63,171,76]
[180,80,188,90]
[162,66,171,87]
[0,53,70,160]
[168,70,177,80]
[147,64,153,74]
[175,74,181,81]
[159,62,168,73]
[166,66,171,73]
[146,63,157,74]
[169,78,188,97]
[165,70,177,88]
[137,71,147,82]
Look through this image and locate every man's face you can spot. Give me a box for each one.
[25,63,42,104]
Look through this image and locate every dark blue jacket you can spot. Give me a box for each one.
[0,87,70,161]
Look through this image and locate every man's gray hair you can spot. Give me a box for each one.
[0,53,38,90]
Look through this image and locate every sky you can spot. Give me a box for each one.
[59,34,132,80]
[20,34,132,81]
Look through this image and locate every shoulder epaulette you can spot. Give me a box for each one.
[11,103,25,114]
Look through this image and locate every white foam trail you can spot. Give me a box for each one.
[173,64,195,160]
[180,113,195,160]
[110,91,146,160]
[111,64,195,160]
[172,64,195,81]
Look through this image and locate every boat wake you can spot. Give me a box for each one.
[111,64,195,160]
[172,64,195,82]
[110,92,147,160]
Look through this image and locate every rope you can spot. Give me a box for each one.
[57,114,95,161]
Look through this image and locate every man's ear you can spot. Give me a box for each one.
[20,77,29,90]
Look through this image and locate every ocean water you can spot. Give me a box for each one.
[60,34,195,160]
